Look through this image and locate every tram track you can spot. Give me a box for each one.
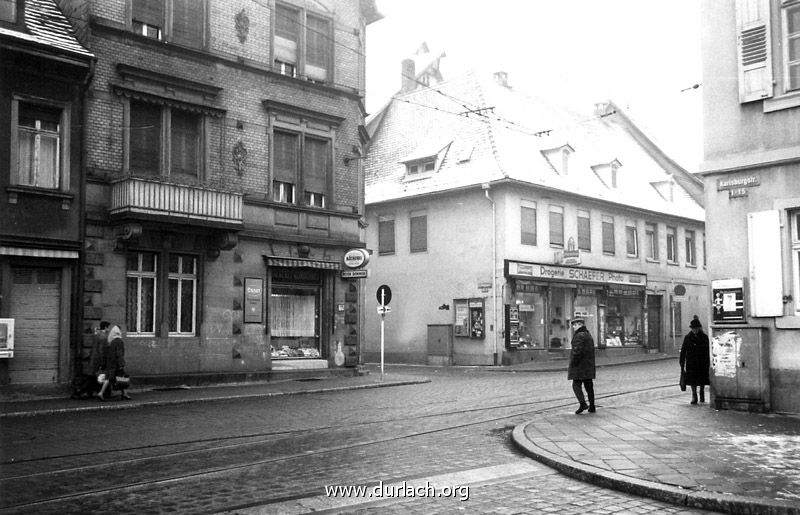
[0,383,679,512]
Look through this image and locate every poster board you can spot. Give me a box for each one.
[244,278,264,323]
[454,298,485,339]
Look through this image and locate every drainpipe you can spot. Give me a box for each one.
[483,183,499,365]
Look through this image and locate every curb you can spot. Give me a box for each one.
[0,378,431,419]
[488,355,675,373]
[511,422,799,515]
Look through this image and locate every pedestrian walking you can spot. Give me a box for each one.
[568,318,596,414]
[679,315,710,404]
[89,321,110,377]
[97,325,131,401]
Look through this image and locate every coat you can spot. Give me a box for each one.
[680,330,710,386]
[102,337,126,381]
[89,330,107,374]
[568,326,596,380]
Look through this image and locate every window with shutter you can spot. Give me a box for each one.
[303,137,328,208]
[379,219,395,255]
[521,205,537,246]
[625,221,638,257]
[578,210,591,251]
[274,3,333,83]
[410,214,427,253]
[602,215,615,255]
[171,0,203,48]
[549,206,564,247]
[736,0,773,102]
[130,102,162,174]
[170,109,199,178]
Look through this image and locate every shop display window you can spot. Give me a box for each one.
[604,292,643,346]
[269,268,322,359]
[508,287,545,349]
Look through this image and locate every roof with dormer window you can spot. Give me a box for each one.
[0,0,94,61]
[364,66,703,222]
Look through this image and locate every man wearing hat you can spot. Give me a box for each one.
[680,315,710,404]
[568,317,596,414]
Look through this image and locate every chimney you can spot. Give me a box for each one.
[401,58,416,93]
[494,71,509,87]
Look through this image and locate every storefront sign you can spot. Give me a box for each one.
[507,261,646,287]
[243,278,263,324]
[342,269,368,279]
[711,278,745,323]
[343,248,370,269]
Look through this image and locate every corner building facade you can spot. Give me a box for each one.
[68,0,380,381]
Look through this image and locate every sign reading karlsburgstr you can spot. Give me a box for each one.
[507,261,645,287]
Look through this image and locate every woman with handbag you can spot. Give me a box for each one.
[98,325,131,401]
[679,315,710,404]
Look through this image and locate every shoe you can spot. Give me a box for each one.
[121,393,131,400]
[575,403,589,414]
[691,396,698,405]
[98,394,105,401]
[588,405,596,413]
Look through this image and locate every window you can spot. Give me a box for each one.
[129,101,202,179]
[602,215,615,254]
[126,252,197,336]
[667,226,678,263]
[271,130,330,208]
[670,300,682,337]
[274,3,333,83]
[168,254,197,335]
[625,221,638,257]
[132,0,204,47]
[645,222,659,260]
[685,229,697,266]
[15,103,63,189]
[410,213,427,252]
[407,160,435,175]
[126,253,157,335]
[785,2,800,91]
[703,233,707,267]
[378,217,395,255]
[549,205,564,247]
[521,203,537,246]
[791,212,800,314]
[577,210,591,251]
[0,0,17,23]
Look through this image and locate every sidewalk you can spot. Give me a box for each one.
[512,392,800,515]
[0,372,430,418]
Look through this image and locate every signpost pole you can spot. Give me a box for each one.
[380,290,385,381]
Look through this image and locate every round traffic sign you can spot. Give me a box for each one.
[376,284,392,305]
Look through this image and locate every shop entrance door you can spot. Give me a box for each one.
[549,287,572,350]
[646,295,662,351]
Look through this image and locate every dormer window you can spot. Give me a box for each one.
[651,177,676,202]
[592,159,622,189]
[400,140,451,180]
[541,144,574,175]
[408,160,436,175]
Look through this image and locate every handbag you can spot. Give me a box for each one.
[113,372,131,390]
[679,370,686,392]
[97,372,106,383]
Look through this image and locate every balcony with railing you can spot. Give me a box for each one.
[110,177,243,228]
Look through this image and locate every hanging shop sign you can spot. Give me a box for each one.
[506,261,645,287]
[343,248,370,269]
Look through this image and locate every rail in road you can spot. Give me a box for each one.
[0,383,678,514]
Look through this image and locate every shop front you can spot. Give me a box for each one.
[503,261,647,364]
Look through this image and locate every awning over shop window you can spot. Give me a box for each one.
[0,247,78,259]
[264,256,340,270]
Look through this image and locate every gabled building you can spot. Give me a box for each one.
[363,62,706,366]
[1,0,381,387]
[700,0,800,413]
[0,0,95,384]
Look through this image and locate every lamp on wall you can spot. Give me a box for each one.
[343,155,365,165]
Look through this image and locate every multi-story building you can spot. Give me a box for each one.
[0,0,94,384]
[700,0,800,413]
[8,0,381,386]
[363,59,707,366]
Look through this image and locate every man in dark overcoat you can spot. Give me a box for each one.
[568,318,596,414]
[680,315,710,404]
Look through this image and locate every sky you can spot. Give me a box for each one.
[365,0,704,171]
